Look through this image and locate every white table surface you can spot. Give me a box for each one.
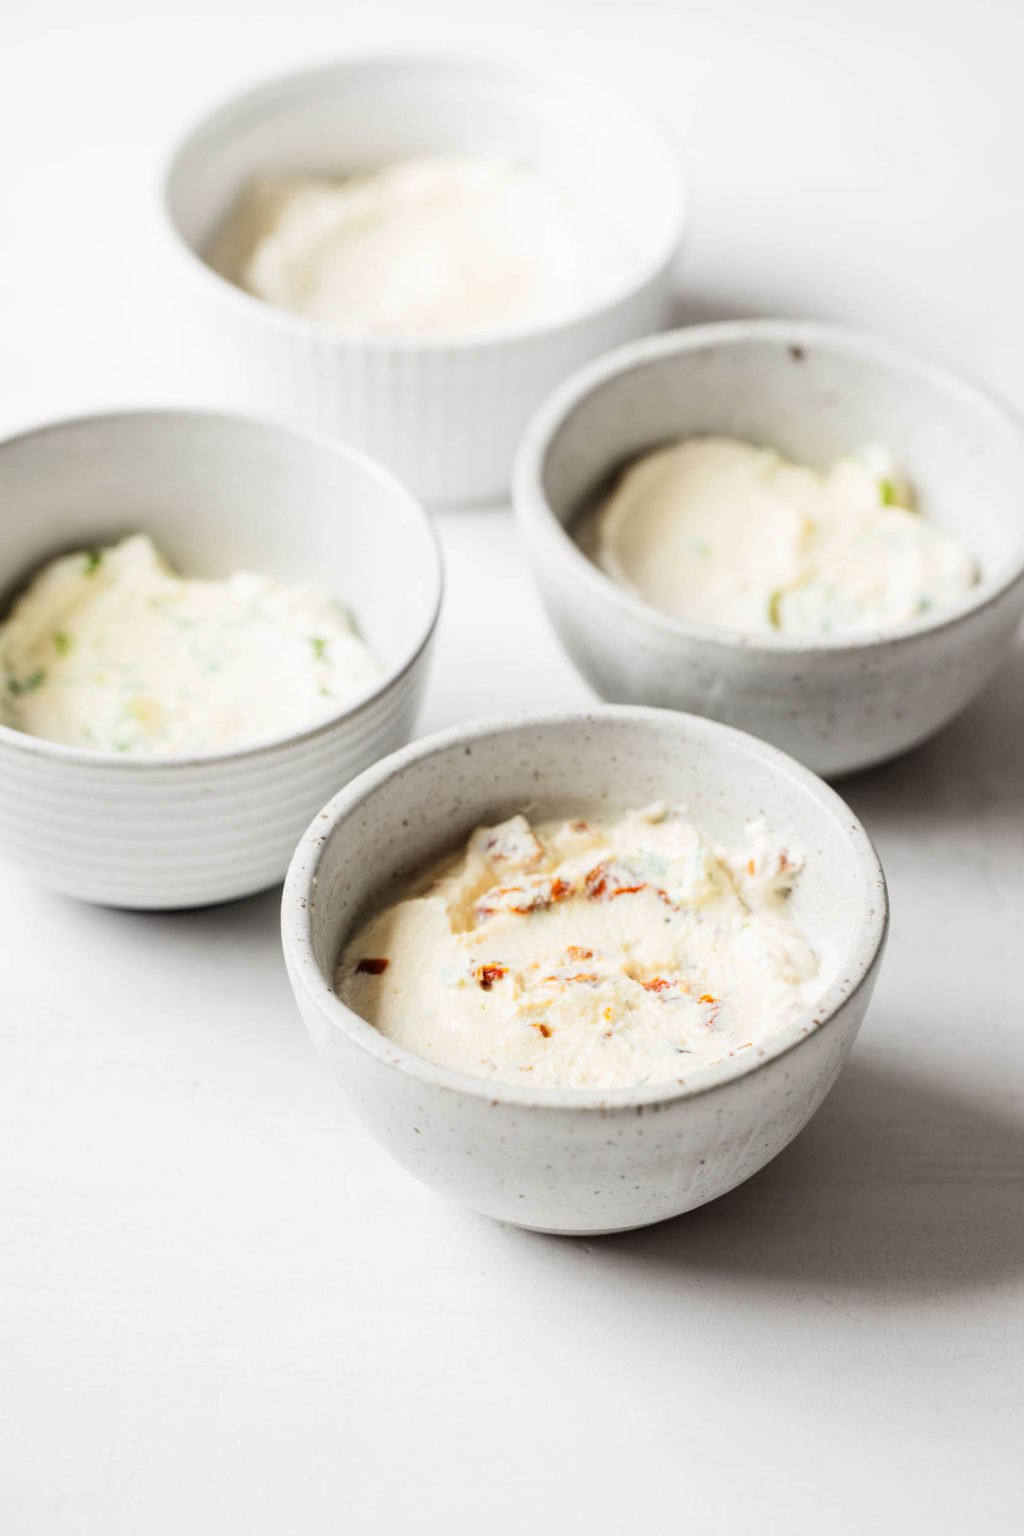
[2,2,1022,1531]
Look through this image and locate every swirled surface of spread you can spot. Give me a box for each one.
[210,155,635,337]
[338,804,827,1090]
[0,535,380,754]
[583,436,977,637]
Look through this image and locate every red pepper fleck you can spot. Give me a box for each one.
[476,963,508,991]
[566,944,594,962]
[642,977,672,992]
[356,957,389,976]
[699,993,716,1004]
[534,1022,552,1039]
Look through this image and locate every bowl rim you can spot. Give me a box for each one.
[281,705,889,1113]
[159,48,691,355]
[513,317,1024,655]
[0,405,443,770]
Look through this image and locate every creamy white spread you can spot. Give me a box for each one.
[210,155,635,337]
[584,436,977,636]
[338,804,826,1090]
[0,534,380,754]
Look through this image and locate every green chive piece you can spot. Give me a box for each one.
[8,668,46,696]
[54,631,72,655]
[309,635,328,660]
[83,549,103,576]
[878,479,897,505]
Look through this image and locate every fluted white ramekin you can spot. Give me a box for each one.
[515,321,1024,776]
[161,54,689,506]
[283,708,888,1234]
[0,410,441,909]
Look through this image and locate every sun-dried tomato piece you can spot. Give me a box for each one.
[355,957,389,976]
[584,862,646,900]
[477,874,574,919]
[475,963,508,991]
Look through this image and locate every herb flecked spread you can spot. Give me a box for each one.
[0,534,380,754]
[582,437,977,637]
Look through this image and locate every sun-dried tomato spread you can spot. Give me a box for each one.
[337,804,829,1090]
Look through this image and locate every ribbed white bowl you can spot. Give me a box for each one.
[0,411,441,908]
[162,54,689,506]
[515,321,1024,776]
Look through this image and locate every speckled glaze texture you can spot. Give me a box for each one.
[162,55,688,506]
[0,411,441,909]
[514,322,1024,776]
[282,709,888,1234]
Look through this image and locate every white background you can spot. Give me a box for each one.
[2,2,1022,1531]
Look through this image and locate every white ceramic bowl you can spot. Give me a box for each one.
[0,410,441,909]
[514,321,1024,776]
[282,708,887,1235]
[162,54,688,507]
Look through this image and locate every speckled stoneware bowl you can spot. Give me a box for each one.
[514,320,1024,776]
[282,708,888,1235]
[0,410,441,909]
[162,53,688,507]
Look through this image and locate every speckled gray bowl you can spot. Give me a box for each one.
[282,707,887,1235]
[514,321,1024,776]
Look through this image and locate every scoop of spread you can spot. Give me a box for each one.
[0,534,380,754]
[585,436,977,636]
[338,805,827,1090]
[209,155,635,338]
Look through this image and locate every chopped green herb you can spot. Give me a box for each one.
[53,630,72,655]
[8,668,46,696]
[767,590,784,629]
[878,479,897,506]
[309,635,328,660]
[83,548,103,576]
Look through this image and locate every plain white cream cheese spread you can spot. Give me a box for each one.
[0,534,380,754]
[584,436,977,637]
[337,804,827,1090]
[210,155,636,337]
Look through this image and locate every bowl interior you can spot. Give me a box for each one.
[166,57,682,296]
[537,327,1024,591]
[300,713,883,1033]
[0,412,438,679]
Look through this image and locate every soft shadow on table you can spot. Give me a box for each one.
[66,880,285,954]
[838,638,1024,835]
[666,289,831,329]
[588,1054,1024,1297]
